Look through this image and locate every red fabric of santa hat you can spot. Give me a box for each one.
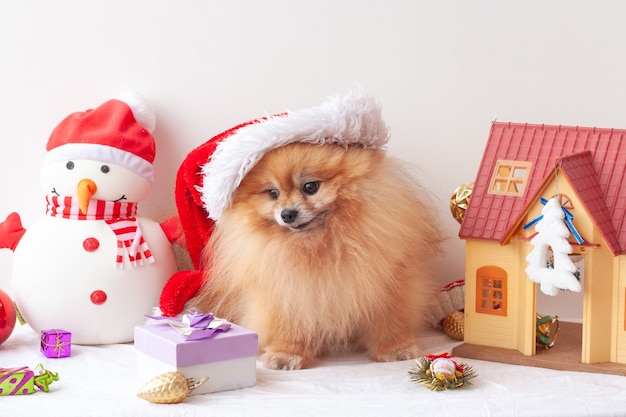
[176,90,390,269]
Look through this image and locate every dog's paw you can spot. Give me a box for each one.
[262,352,305,370]
[371,343,420,362]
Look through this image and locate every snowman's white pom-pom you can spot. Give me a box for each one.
[116,91,156,133]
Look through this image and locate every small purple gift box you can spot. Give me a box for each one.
[134,317,258,395]
[40,329,71,358]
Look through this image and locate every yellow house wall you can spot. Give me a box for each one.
[515,239,537,356]
[465,239,526,351]
[581,227,615,363]
[614,256,626,363]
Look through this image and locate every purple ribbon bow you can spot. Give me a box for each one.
[147,312,231,341]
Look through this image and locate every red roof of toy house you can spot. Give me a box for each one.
[459,122,626,255]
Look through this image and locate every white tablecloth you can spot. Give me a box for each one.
[2,323,626,417]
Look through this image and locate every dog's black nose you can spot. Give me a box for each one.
[281,208,298,224]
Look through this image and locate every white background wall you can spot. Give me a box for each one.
[1,1,626,318]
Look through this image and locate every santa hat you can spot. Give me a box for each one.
[176,90,389,268]
[43,91,156,183]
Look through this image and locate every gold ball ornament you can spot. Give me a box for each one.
[442,310,464,341]
[137,371,209,404]
[450,182,474,224]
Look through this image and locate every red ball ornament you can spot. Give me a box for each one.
[0,289,16,344]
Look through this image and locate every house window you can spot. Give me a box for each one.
[553,193,574,210]
[476,266,507,316]
[488,160,532,196]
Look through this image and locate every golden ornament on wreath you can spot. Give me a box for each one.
[450,182,474,224]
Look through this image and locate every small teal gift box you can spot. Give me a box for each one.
[40,329,71,358]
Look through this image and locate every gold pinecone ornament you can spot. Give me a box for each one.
[442,310,465,341]
[137,371,208,404]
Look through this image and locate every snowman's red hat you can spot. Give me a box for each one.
[44,92,157,183]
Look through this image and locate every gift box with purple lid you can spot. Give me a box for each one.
[134,312,258,395]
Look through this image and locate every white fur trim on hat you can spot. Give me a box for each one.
[44,143,155,183]
[199,90,390,221]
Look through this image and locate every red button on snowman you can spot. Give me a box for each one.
[0,92,178,344]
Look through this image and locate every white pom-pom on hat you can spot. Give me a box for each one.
[115,91,156,134]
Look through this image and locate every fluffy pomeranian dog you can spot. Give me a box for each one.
[191,141,443,370]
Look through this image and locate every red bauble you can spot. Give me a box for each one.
[0,288,16,344]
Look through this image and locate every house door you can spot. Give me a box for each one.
[535,252,584,322]
[532,247,613,364]
[534,252,584,360]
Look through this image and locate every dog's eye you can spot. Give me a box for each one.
[268,189,280,200]
[302,181,320,195]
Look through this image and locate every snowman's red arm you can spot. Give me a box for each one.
[160,215,185,246]
[0,212,26,251]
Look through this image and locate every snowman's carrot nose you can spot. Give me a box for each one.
[77,178,98,214]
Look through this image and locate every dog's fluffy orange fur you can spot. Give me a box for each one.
[192,142,444,370]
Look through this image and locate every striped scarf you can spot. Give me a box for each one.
[45,195,155,268]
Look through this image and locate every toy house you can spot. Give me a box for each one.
[453,121,626,374]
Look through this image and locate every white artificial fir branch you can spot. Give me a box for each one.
[525,197,582,296]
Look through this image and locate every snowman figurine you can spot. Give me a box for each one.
[0,93,178,344]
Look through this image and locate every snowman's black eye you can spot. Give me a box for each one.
[101,165,110,174]
[66,161,74,170]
